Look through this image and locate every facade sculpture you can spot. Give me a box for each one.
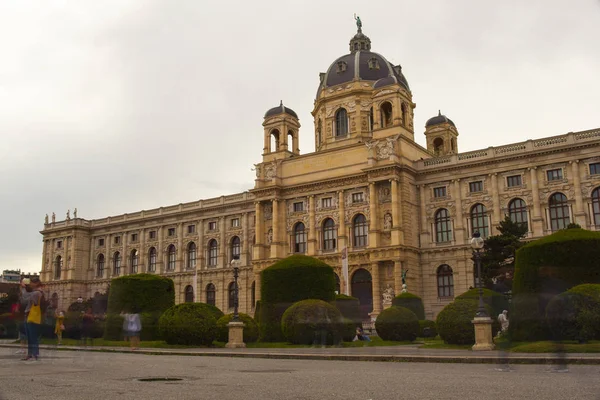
[38,21,600,321]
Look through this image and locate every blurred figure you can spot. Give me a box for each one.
[55,311,65,345]
[10,299,26,354]
[81,308,94,346]
[20,277,44,361]
[121,308,142,350]
[353,326,371,342]
[498,310,509,335]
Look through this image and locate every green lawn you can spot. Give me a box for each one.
[505,341,600,353]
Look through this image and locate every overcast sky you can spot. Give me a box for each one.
[1,0,599,273]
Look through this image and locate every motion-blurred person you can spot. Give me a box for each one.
[55,310,65,345]
[121,308,142,350]
[81,308,94,346]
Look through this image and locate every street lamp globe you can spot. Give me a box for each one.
[471,231,484,250]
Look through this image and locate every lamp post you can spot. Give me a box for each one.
[231,256,240,322]
[470,231,488,318]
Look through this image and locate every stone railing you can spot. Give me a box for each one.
[416,128,600,171]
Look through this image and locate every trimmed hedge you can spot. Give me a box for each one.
[62,312,104,340]
[456,288,509,317]
[104,274,175,340]
[281,299,345,345]
[392,293,425,320]
[436,300,498,345]
[159,303,217,346]
[545,284,600,342]
[375,306,419,341]
[332,294,361,324]
[418,320,437,338]
[216,313,259,343]
[260,255,336,342]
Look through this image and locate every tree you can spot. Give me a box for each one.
[480,216,527,292]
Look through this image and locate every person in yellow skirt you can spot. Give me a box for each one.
[55,311,65,345]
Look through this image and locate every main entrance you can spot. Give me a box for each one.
[351,268,373,320]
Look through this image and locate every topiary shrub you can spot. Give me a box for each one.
[104,274,175,340]
[391,293,425,320]
[260,255,336,342]
[281,299,345,345]
[375,306,419,342]
[332,294,361,324]
[159,303,218,346]
[436,300,497,345]
[418,320,437,338]
[456,288,509,317]
[511,228,600,341]
[216,313,259,343]
[545,284,600,342]
[254,300,262,324]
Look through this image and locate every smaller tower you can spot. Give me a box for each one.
[424,111,459,156]
[262,101,301,163]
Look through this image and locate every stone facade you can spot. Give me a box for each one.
[39,25,600,321]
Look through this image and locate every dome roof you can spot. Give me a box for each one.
[426,111,455,128]
[264,101,298,119]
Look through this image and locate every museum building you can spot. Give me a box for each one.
[39,24,600,320]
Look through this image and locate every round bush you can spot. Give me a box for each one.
[332,294,361,323]
[511,228,600,341]
[216,313,259,343]
[105,274,175,340]
[545,284,600,342]
[375,306,419,341]
[418,320,437,338]
[159,303,218,346]
[260,255,336,342]
[436,300,497,345]
[456,288,509,317]
[281,299,345,345]
[392,293,425,320]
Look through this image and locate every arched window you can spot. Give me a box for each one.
[148,247,157,272]
[508,198,528,229]
[206,283,216,306]
[549,192,570,230]
[294,222,307,253]
[184,285,194,303]
[208,239,218,266]
[401,103,408,126]
[187,242,196,270]
[353,214,368,247]
[433,137,444,155]
[317,119,322,145]
[270,129,280,152]
[228,282,236,309]
[288,130,294,151]
[113,252,121,275]
[335,108,348,137]
[251,281,256,309]
[322,218,337,251]
[231,236,241,260]
[130,249,139,274]
[437,265,454,298]
[435,209,452,243]
[167,245,176,271]
[470,204,489,238]
[592,188,600,226]
[380,102,393,128]
[54,255,62,280]
[451,138,456,152]
[96,254,105,278]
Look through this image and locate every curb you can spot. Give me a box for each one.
[1,344,597,365]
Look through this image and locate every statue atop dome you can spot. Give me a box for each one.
[354,14,362,32]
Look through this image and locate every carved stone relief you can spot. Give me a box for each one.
[264,204,272,220]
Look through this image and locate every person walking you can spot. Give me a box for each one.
[20,277,44,361]
[55,311,65,345]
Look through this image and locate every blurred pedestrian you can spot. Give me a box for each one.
[55,311,65,345]
[20,277,44,361]
[81,308,94,346]
[10,300,26,354]
[121,308,142,350]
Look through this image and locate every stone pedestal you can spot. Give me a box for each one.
[471,317,495,351]
[225,321,246,349]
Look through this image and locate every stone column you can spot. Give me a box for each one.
[177,223,184,272]
[49,239,55,281]
[122,232,126,275]
[242,213,249,265]
[453,179,465,244]
[254,202,264,260]
[391,179,404,244]
[88,238,94,280]
[371,262,381,315]
[254,268,262,304]
[490,173,501,234]
[571,160,586,227]
[271,199,279,258]
[368,182,379,248]
[338,191,347,249]
[308,195,316,255]
[139,228,146,272]
[419,185,430,246]
[529,167,543,235]
[220,216,226,268]
[198,219,204,270]
[41,239,47,274]
[157,227,164,273]
[66,236,73,280]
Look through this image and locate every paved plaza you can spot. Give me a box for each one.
[0,347,599,400]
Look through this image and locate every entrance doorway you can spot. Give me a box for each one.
[351,268,373,320]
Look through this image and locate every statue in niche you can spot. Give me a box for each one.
[382,284,395,305]
[383,213,392,230]
[267,229,273,244]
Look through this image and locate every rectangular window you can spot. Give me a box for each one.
[433,187,447,198]
[507,175,522,187]
[293,202,304,212]
[98,238,105,247]
[168,228,176,237]
[114,236,120,245]
[231,218,240,228]
[131,233,138,242]
[590,162,600,175]
[187,224,195,234]
[469,181,483,193]
[56,240,62,249]
[352,193,363,203]
[546,168,563,181]
[208,221,217,231]
[322,197,332,208]
[149,231,156,240]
